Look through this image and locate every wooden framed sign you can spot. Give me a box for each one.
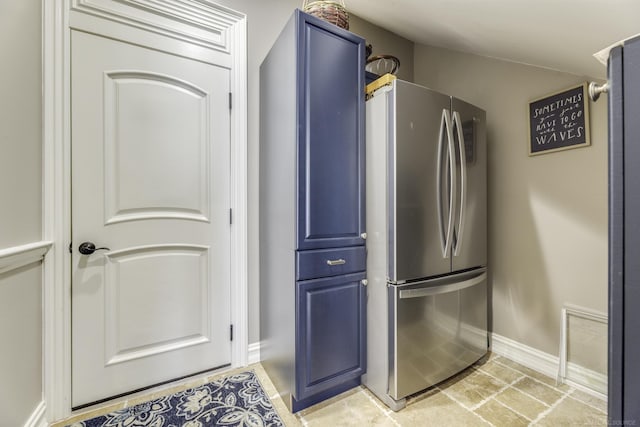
[528,83,590,156]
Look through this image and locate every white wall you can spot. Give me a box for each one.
[349,14,414,82]
[0,2,42,245]
[0,1,44,425]
[209,0,300,344]
[0,264,43,426]
[413,44,608,359]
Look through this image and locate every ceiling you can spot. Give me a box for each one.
[345,0,640,79]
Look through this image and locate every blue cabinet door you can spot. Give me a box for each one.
[297,12,365,250]
[295,272,366,402]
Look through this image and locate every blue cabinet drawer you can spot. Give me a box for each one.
[296,246,365,280]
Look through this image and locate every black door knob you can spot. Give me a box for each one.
[78,241,111,255]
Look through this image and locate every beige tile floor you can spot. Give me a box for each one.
[53,353,607,427]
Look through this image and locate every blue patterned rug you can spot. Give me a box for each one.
[68,371,284,427]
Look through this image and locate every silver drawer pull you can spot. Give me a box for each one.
[326,259,346,266]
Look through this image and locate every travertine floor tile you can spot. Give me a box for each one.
[404,386,440,407]
[475,398,529,427]
[440,369,506,409]
[512,376,563,406]
[570,389,607,413]
[296,387,361,417]
[535,395,608,426]
[477,359,524,384]
[494,357,569,391]
[298,388,394,426]
[494,386,548,420]
[390,389,488,426]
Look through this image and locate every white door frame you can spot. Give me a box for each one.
[42,0,248,421]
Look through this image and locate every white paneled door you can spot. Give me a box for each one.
[71,29,231,407]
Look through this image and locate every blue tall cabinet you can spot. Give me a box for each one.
[260,10,366,412]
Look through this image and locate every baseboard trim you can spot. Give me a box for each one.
[248,341,261,365]
[490,333,607,400]
[23,400,47,427]
[490,333,559,380]
[566,362,608,399]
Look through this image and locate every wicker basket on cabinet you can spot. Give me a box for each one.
[303,0,349,30]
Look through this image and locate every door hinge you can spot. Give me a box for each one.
[69,242,72,254]
[229,92,232,110]
[229,208,233,225]
[230,324,234,341]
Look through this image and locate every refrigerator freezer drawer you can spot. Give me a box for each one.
[388,271,488,400]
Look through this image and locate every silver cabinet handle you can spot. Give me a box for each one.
[326,259,346,266]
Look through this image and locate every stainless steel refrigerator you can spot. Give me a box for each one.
[363,78,487,411]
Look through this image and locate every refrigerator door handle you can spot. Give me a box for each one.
[398,272,486,299]
[436,109,446,256]
[446,109,457,258]
[452,111,467,256]
[437,108,455,258]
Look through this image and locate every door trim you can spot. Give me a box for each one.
[42,0,248,421]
